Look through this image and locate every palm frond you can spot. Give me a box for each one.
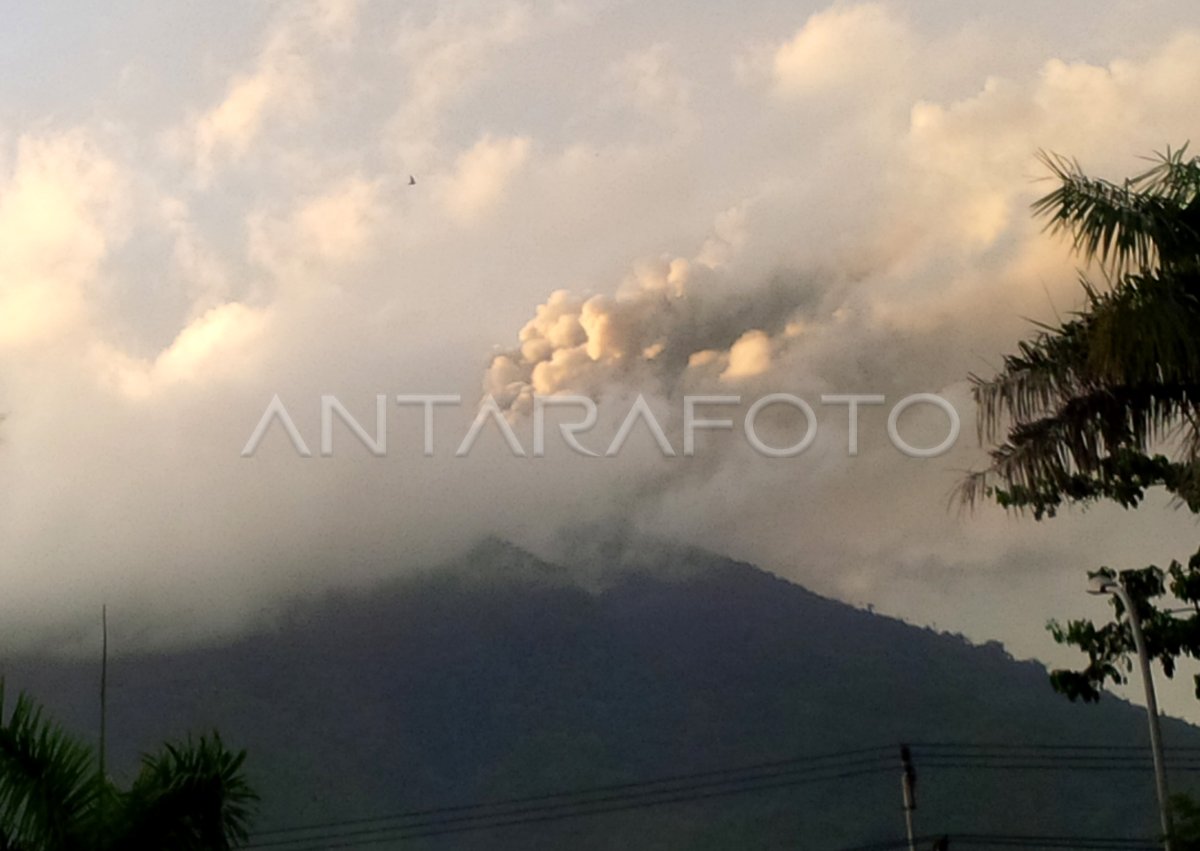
[118,732,258,851]
[970,313,1092,444]
[1032,148,1200,279]
[0,681,99,851]
[966,147,1200,514]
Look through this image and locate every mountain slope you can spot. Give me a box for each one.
[5,542,1196,849]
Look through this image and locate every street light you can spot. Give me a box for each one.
[1088,575,1173,849]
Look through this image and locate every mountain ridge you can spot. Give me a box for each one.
[4,540,1194,849]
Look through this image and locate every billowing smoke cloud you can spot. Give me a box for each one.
[484,252,824,412]
[6,0,1200,724]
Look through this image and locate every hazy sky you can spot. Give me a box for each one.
[4,0,1200,713]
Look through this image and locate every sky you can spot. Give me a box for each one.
[3,0,1200,714]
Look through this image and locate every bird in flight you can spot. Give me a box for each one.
[408,175,416,186]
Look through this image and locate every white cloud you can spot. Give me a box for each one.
[305,0,362,44]
[719,329,772,381]
[172,37,311,182]
[0,132,127,349]
[159,195,232,309]
[439,134,530,224]
[607,43,695,135]
[474,15,1200,692]
[388,3,534,166]
[769,3,911,97]
[4,0,1200,699]
[95,301,270,399]
[248,175,385,283]
[167,0,364,182]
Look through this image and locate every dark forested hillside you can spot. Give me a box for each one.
[7,541,1197,849]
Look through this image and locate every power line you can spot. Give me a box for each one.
[910,741,1200,753]
[921,763,1200,773]
[949,835,1160,850]
[249,744,894,839]
[253,741,1200,841]
[838,836,1160,851]
[245,741,1200,850]
[247,765,894,851]
[836,838,923,851]
[246,755,895,849]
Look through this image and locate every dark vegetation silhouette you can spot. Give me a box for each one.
[964,145,1200,845]
[962,144,1200,700]
[0,681,256,850]
[7,542,1199,849]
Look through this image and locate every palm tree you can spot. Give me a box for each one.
[966,148,1200,840]
[960,145,1200,518]
[0,683,256,851]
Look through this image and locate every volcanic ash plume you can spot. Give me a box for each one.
[486,256,818,413]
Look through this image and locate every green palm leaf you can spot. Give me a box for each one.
[117,732,258,850]
[964,145,1200,514]
[0,682,100,851]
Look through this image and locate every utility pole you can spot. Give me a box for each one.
[99,604,108,783]
[900,744,917,851]
[1089,576,1173,849]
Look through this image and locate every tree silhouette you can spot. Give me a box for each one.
[961,146,1200,703]
[0,683,256,850]
[961,145,1200,519]
[963,140,1200,850]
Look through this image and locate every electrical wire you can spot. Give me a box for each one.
[243,740,1195,850]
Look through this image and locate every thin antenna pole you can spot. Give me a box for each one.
[900,744,917,851]
[99,604,107,782]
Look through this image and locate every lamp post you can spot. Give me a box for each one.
[1088,575,1172,849]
